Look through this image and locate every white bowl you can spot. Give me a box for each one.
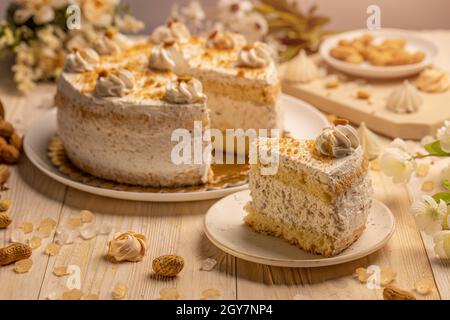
[320,28,439,79]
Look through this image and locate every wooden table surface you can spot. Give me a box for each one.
[0,31,449,300]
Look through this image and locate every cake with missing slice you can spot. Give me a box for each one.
[244,120,372,256]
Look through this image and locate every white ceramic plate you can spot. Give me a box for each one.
[320,28,438,79]
[23,94,329,202]
[204,190,395,267]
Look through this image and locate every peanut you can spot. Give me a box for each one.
[152,254,184,277]
[0,198,11,211]
[9,133,22,151]
[0,165,10,185]
[0,121,14,138]
[383,285,416,300]
[0,212,12,228]
[0,243,32,266]
[0,145,20,164]
[0,99,4,119]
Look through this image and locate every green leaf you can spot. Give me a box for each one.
[432,192,450,204]
[424,141,450,156]
[443,180,450,191]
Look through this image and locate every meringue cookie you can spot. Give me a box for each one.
[94,34,121,55]
[149,44,177,71]
[64,48,99,73]
[237,42,273,68]
[386,80,423,114]
[207,31,246,50]
[415,67,450,93]
[357,122,381,160]
[108,231,146,262]
[94,70,134,98]
[282,50,319,83]
[316,122,360,158]
[164,77,205,104]
[150,21,191,44]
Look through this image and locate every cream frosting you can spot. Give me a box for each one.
[316,124,360,158]
[207,31,246,50]
[94,70,134,98]
[164,77,206,104]
[357,122,381,161]
[64,48,99,73]
[237,42,273,68]
[150,21,191,44]
[94,34,121,55]
[282,50,319,83]
[148,44,177,71]
[415,68,450,93]
[386,80,423,114]
[108,231,146,262]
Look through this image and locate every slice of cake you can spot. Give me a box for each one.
[245,120,372,256]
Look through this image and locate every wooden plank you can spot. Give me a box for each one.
[38,189,237,300]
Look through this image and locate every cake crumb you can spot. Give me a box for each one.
[414,278,434,295]
[356,89,370,100]
[325,79,340,89]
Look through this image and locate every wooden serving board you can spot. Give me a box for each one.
[281,60,450,140]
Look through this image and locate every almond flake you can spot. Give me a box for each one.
[380,267,397,286]
[201,288,221,300]
[112,283,128,300]
[80,224,98,240]
[29,236,42,249]
[414,278,434,295]
[82,293,99,300]
[200,258,217,271]
[21,222,34,234]
[415,164,429,177]
[160,288,180,300]
[46,292,59,300]
[62,289,84,300]
[44,243,61,256]
[40,218,57,229]
[53,266,70,277]
[354,267,369,283]
[67,216,82,229]
[80,210,95,223]
[14,258,33,273]
[421,181,434,192]
[38,224,53,238]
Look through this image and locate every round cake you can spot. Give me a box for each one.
[56,22,281,187]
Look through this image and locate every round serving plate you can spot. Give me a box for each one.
[204,190,395,267]
[320,28,438,79]
[23,94,329,202]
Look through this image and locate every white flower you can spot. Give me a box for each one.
[437,120,450,153]
[380,138,416,183]
[411,195,446,235]
[82,0,119,28]
[13,0,67,25]
[433,231,450,259]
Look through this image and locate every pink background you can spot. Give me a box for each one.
[1,0,450,33]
